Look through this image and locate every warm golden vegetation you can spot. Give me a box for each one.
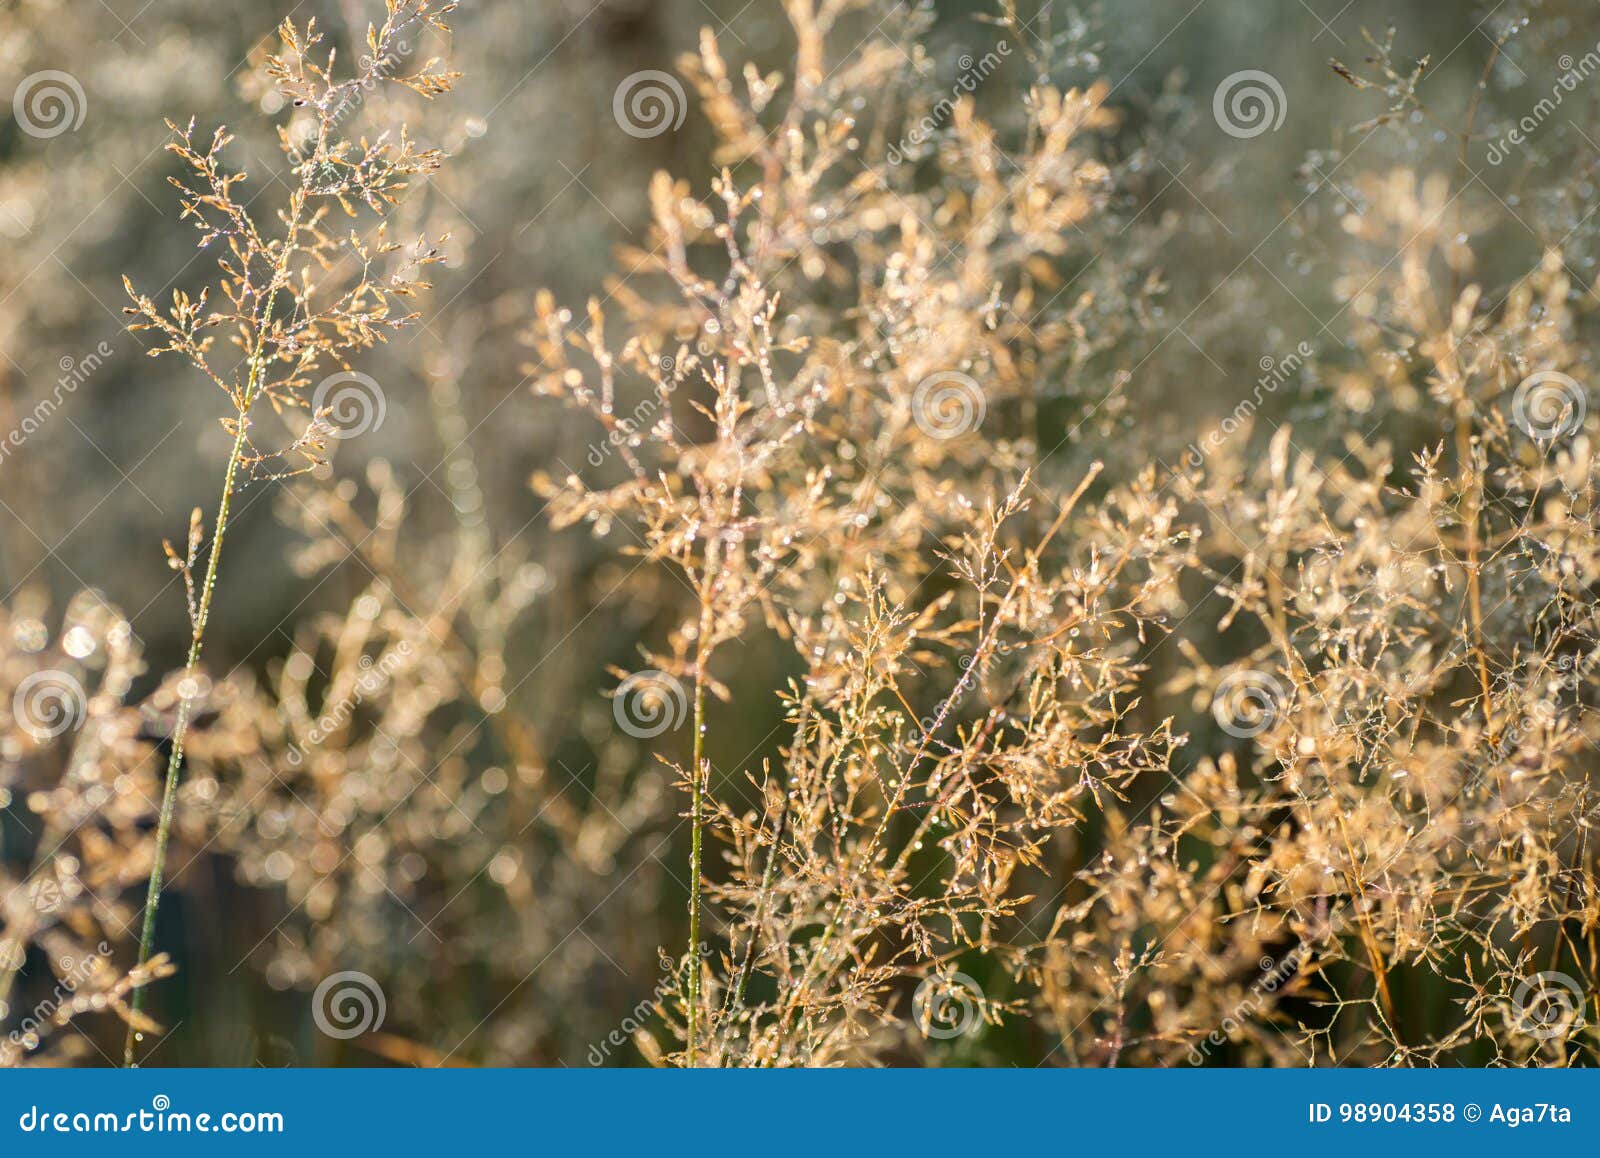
[1,0,1596,1067]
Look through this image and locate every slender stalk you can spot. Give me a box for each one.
[685,538,718,1067]
[123,247,293,1065]
[730,768,787,1012]
[1334,814,1402,1045]
[686,676,705,1065]
[1456,411,1495,738]
[121,425,246,1065]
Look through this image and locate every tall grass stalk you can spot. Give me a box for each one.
[115,0,457,1064]
[122,260,293,1066]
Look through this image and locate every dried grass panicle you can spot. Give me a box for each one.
[1,0,1597,1068]
[0,593,176,1065]
[112,0,458,1064]
[524,5,1598,1067]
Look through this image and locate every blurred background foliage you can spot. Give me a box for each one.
[2,0,1597,1063]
